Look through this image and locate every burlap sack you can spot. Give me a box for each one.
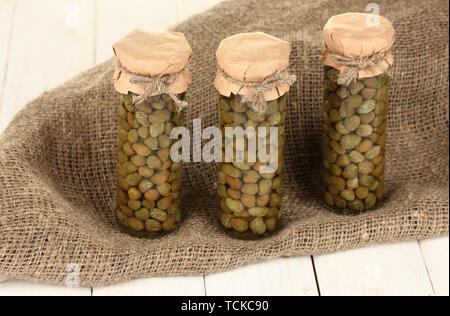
[0,0,448,287]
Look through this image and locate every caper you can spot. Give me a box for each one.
[117,93,185,237]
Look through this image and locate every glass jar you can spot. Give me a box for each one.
[217,93,286,239]
[116,92,184,237]
[322,66,389,214]
[113,30,192,237]
[214,32,295,239]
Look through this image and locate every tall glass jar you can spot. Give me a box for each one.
[320,13,395,214]
[113,30,192,237]
[214,32,295,239]
[322,67,389,214]
[217,93,286,239]
[116,93,184,237]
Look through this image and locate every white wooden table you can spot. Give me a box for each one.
[0,0,448,296]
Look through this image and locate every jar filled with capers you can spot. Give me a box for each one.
[320,13,396,214]
[113,30,192,237]
[214,32,296,239]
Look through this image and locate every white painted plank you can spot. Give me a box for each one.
[0,0,15,112]
[314,241,434,296]
[96,0,180,63]
[205,258,318,296]
[419,237,449,296]
[0,281,91,296]
[93,277,205,296]
[0,0,95,133]
[177,0,223,20]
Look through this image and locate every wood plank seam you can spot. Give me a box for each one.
[310,256,322,296]
[313,241,436,296]
[413,240,436,296]
[93,0,98,65]
[203,275,207,296]
[418,241,437,296]
[0,0,17,124]
[86,2,98,294]
[420,237,450,296]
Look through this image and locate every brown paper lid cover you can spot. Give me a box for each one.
[113,30,192,96]
[214,32,293,101]
[321,13,396,78]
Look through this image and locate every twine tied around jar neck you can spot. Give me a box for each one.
[115,59,189,112]
[328,50,391,86]
[217,67,297,113]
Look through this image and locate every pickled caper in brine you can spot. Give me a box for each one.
[322,66,388,214]
[217,93,285,239]
[116,93,184,238]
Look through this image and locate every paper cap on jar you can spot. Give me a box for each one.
[113,30,192,96]
[321,13,396,79]
[214,32,294,102]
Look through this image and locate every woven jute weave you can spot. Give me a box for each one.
[0,0,448,287]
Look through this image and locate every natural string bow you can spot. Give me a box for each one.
[328,51,391,86]
[218,67,297,113]
[116,59,188,112]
